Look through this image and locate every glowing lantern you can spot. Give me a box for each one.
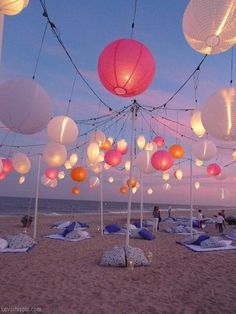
[90,130,106,147]
[58,171,65,180]
[124,160,130,171]
[2,159,13,174]
[69,153,78,167]
[137,135,146,150]
[195,181,200,190]
[201,87,236,141]
[43,142,67,167]
[98,38,155,97]
[145,142,157,152]
[136,150,155,174]
[107,137,114,145]
[89,176,100,188]
[151,150,174,171]
[108,176,114,183]
[116,139,128,155]
[45,168,58,180]
[147,188,153,195]
[132,186,138,194]
[41,175,58,188]
[174,169,183,181]
[192,140,216,161]
[12,153,31,174]
[0,0,28,15]
[169,144,185,159]
[90,163,102,174]
[71,167,87,182]
[19,176,25,184]
[126,178,137,188]
[64,160,72,170]
[162,172,170,181]
[72,187,80,195]
[101,139,112,151]
[191,110,205,138]
[195,159,203,167]
[104,149,122,167]
[0,80,52,135]
[183,0,236,55]
[153,136,165,148]
[163,183,171,191]
[0,172,6,180]
[87,142,100,164]
[120,186,128,194]
[207,163,221,176]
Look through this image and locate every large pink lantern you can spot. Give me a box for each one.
[153,136,165,148]
[98,39,155,97]
[104,149,122,167]
[45,168,58,180]
[151,150,173,171]
[207,163,221,176]
[2,159,13,174]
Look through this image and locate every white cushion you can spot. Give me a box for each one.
[0,238,8,249]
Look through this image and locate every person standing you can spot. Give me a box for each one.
[217,212,225,234]
[197,209,203,229]
[153,206,161,232]
[168,205,172,218]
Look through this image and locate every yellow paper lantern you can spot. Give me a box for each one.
[12,153,31,174]
[124,160,130,171]
[174,169,183,181]
[87,142,100,164]
[69,153,78,167]
[43,142,67,168]
[137,135,146,150]
[191,110,206,138]
[195,159,203,167]
[0,0,26,16]
[162,172,170,181]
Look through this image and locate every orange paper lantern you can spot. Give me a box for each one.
[101,139,112,151]
[72,187,80,195]
[71,167,87,182]
[126,178,137,188]
[169,144,185,159]
[120,186,128,194]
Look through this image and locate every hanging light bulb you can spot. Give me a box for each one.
[195,159,203,167]
[162,172,170,181]
[137,135,146,150]
[125,160,130,171]
[108,176,114,183]
[174,169,183,181]
[195,181,200,190]
[19,176,25,184]
[147,188,153,195]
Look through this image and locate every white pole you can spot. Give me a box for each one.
[140,173,143,229]
[33,155,41,239]
[0,14,4,64]
[125,102,137,247]
[100,165,104,236]
[190,157,193,237]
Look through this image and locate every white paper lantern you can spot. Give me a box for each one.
[69,153,78,167]
[191,109,205,138]
[47,116,79,145]
[147,188,153,195]
[104,163,111,170]
[137,135,146,150]
[195,181,200,190]
[195,159,203,167]
[90,130,106,147]
[192,140,217,161]
[0,0,25,15]
[12,153,31,174]
[201,87,236,141]
[64,160,72,170]
[162,172,170,181]
[108,176,114,183]
[174,169,183,181]
[183,0,236,55]
[58,171,65,180]
[89,176,100,188]
[0,80,52,135]
[125,160,130,171]
[87,142,100,164]
[19,175,25,184]
[90,163,102,174]
[136,150,155,174]
[145,142,157,152]
[43,142,67,167]
[41,174,58,188]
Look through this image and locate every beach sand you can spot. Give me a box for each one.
[0,210,236,314]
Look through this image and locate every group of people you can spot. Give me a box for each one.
[198,209,226,234]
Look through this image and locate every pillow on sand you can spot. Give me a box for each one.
[62,222,76,237]
[0,238,8,249]
[179,235,200,245]
[192,234,209,246]
[4,234,36,249]
[138,228,155,240]
[125,246,149,267]
[105,224,121,233]
[100,246,126,267]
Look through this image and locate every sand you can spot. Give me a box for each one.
[0,210,236,314]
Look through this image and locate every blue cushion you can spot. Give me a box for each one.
[105,224,121,233]
[192,234,209,246]
[138,228,155,240]
[192,220,199,228]
[62,222,76,237]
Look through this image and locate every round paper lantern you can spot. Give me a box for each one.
[58,171,65,180]
[195,181,200,190]
[183,0,236,55]
[207,163,221,176]
[40,175,58,188]
[19,176,25,184]
[101,139,112,151]
[174,169,183,181]
[147,188,153,195]
[151,150,174,171]
[64,160,72,170]
[124,160,130,171]
[120,186,128,194]
[12,153,31,174]
[136,150,155,174]
[90,130,106,147]
[87,142,100,164]
[90,163,102,174]
[0,0,26,15]
[47,116,79,145]
[69,153,78,167]
[169,144,185,159]
[153,136,165,148]
[71,167,87,182]
[0,80,52,134]
[2,159,13,174]
[43,142,67,167]
[89,176,100,188]
[191,110,205,138]
[45,168,58,180]
[98,38,155,97]
[201,87,236,141]
[137,135,146,150]
[162,172,170,181]
[0,172,7,180]
[115,139,128,155]
[72,187,80,195]
[192,140,217,161]
[104,149,122,167]
[195,159,204,167]
[126,177,137,188]
[108,176,114,183]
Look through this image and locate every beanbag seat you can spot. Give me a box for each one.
[192,234,209,246]
[104,224,121,233]
[3,234,36,249]
[100,246,126,267]
[125,246,150,267]
[130,229,143,239]
[200,237,225,248]
[62,222,76,237]
[138,228,155,240]
[65,229,90,240]
[0,238,8,249]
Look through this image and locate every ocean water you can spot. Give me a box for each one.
[0,196,232,216]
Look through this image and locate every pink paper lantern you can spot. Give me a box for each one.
[104,149,122,167]
[151,150,173,171]
[153,136,165,148]
[98,39,155,97]
[45,168,58,180]
[207,163,221,176]
[2,159,13,174]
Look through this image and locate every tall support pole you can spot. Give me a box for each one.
[125,102,137,247]
[0,14,4,64]
[190,157,193,237]
[33,155,41,239]
[140,173,143,229]
[100,165,104,236]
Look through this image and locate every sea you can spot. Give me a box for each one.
[0,196,233,217]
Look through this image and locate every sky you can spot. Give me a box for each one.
[0,0,235,206]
